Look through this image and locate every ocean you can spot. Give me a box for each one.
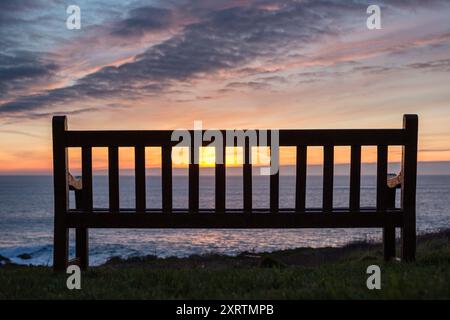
[0,175,449,266]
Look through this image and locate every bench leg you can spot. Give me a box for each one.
[401,225,416,262]
[383,185,397,261]
[76,228,89,270]
[383,226,396,261]
[53,226,68,272]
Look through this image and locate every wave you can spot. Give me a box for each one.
[0,244,54,266]
[0,244,147,266]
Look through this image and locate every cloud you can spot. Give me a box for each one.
[0,129,43,139]
[0,51,59,96]
[419,148,450,153]
[1,0,449,119]
[0,0,353,115]
[225,81,272,91]
[407,58,450,71]
[0,0,43,23]
[1,104,124,125]
[110,6,174,37]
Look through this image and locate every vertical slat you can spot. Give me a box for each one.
[135,146,146,211]
[78,146,92,269]
[349,145,361,211]
[52,116,68,271]
[108,146,119,212]
[243,138,252,212]
[162,145,173,212]
[189,141,199,212]
[81,147,93,211]
[377,145,388,210]
[323,146,334,212]
[401,114,418,262]
[215,139,226,212]
[269,132,279,212]
[378,145,395,261]
[295,146,307,212]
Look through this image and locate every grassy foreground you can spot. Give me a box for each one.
[1,230,449,299]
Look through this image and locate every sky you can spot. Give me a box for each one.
[0,0,450,174]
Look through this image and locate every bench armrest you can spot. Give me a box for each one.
[387,171,402,189]
[68,172,82,190]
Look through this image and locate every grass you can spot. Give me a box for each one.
[0,230,448,299]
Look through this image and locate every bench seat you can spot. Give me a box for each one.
[65,208,403,228]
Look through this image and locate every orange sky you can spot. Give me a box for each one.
[1,1,450,174]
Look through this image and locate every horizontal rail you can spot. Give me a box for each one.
[64,129,408,147]
[67,172,404,192]
[65,211,403,228]
[68,207,401,213]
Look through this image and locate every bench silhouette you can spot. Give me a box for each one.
[52,114,418,271]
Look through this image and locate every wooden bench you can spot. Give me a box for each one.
[52,114,418,271]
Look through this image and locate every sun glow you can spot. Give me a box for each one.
[172,147,271,167]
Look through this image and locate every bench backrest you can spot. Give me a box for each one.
[52,114,418,270]
[53,114,417,215]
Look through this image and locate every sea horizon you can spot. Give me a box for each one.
[1,174,448,266]
[2,160,450,176]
